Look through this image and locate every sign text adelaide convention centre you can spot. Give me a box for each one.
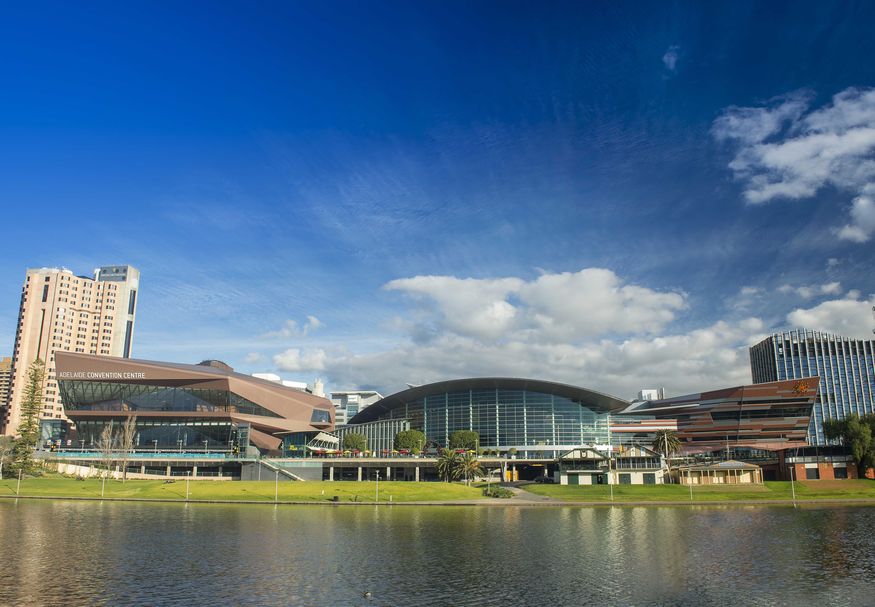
[57,371,146,380]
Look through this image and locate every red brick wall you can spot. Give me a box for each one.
[817,463,835,480]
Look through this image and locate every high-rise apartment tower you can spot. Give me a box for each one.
[1,265,140,435]
[750,329,875,444]
[0,357,12,409]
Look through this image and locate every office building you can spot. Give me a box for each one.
[1,265,139,435]
[331,389,383,425]
[750,329,875,443]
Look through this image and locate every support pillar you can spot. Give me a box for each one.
[415,465,420,482]
[140,464,145,474]
[192,466,198,478]
[357,467,362,482]
[386,466,391,481]
[329,466,334,481]
[166,464,171,477]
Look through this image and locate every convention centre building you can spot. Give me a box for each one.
[53,352,334,454]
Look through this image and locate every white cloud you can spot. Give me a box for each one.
[777,282,843,299]
[786,293,875,338]
[262,315,323,339]
[273,348,327,372]
[322,318,764,401]
[385,268,685,343]
[662,45,680,71]
[837,195,875,242]
[713,87,875,242]
[244,352,264,364]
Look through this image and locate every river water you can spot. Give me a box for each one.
[0,500,873,606]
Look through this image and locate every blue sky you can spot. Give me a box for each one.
[2,1,874,398]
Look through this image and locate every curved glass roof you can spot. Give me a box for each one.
[348,377,630,424]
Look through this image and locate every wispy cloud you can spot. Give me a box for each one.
[261,316,323,339]
[713,87,875,242]
[777,282,842,299]
[662,45,680,71]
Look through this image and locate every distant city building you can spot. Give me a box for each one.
[1,265,139,435]
[0,356,12,409]
[331,389,383,425]
[750,329,875,444]
[636,388,666,401]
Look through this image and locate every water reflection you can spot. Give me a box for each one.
[0,501,873,606]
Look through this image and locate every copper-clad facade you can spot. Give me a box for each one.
[55,352,333,452]
[621,378,819,452]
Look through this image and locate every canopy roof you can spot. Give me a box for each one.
[349,377,630,424]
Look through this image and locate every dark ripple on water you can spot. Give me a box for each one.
[1,501,874,606]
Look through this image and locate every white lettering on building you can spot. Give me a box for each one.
[57,371,146,380]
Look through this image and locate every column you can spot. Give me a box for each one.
[386,466,391,481]
[140,464,145,474]
[357,467,362,481]
[415,465,420,482]
[192,466,198,478]
[165,464,171,477]
[329,466,334,481]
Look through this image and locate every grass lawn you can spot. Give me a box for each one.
[522,480,875,502]
[0,476,485,503]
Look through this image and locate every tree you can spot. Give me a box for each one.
[449,430,479,450]
[10,358,46,475]
[119,415,138,482]
[651,429,682,461]
[394,429,426,452]
[0,436,14,479]
[435,448,462,482]
[343,432,367,452]
[98,422,116,479]
[825,414,875,475]
[457,451,483,486]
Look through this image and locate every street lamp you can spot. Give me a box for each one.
[177,439,183,453]
[203,439,209,453]
[375,470,380,503]
[152,439,158,453]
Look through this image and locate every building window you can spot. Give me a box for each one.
[805,468,820,480]
[618,473,631,484]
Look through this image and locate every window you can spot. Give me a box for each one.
[42,285,49,302]
[618,473,631,484]
[833,467,848,479]
[805,468,820,480]
[643,473,656,485]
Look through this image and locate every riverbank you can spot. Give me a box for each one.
[3,476,875,506]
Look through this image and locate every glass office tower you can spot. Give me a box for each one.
[750,329,875,444]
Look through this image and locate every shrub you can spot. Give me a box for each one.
[483,486,513,498]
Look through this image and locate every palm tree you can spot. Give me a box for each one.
[651,429,682,481]
[435,448,461,482]
[457,451,483,486]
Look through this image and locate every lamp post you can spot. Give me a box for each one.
[152,439,158,453]
[177,439,183,453]
[275,469,279,502]
[16,468,22,496]
[790,463,797,508]
[375,470,380,503]
[186,471,190,501]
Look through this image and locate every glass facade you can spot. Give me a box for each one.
[751,330,875,444]
[73,418,239,451]
[365,388,611,457]
[58,380,282,418]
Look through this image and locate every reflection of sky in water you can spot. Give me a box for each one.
[1,501,874,606]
